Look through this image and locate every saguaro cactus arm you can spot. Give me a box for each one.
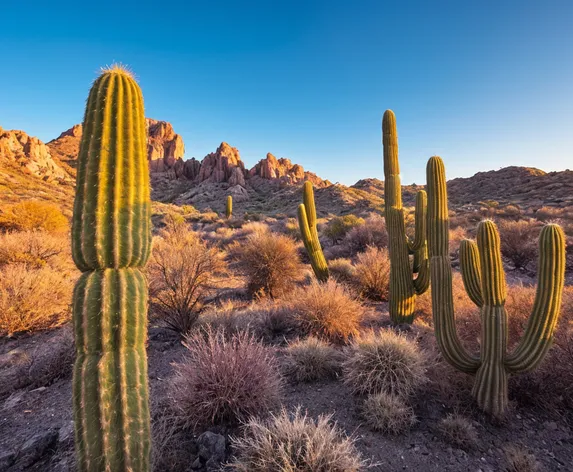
[427,156,481,373]
[459,239,484,307]
[382,110,429,324]
[505,224,566,373]
[298,202,329,282]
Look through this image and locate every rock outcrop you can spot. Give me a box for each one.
[146,119,185,172]
[0,127,70,182]
[249,153,328,187]
[197,142,246,187]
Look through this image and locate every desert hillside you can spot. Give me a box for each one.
[2,121,573,219]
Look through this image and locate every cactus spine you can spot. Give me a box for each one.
[426,155,566,417]
[226,195,233,219]
[298,181,329,282]
[71,66,152,471]
[382,110,430,324]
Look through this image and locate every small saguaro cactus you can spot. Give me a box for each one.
[426,155,566,417]
[226,195,233,219]
[71,65,152,471]
[382,110,430,324]
[298,181,329,282]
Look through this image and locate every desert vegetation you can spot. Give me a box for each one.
[1,80,572,472]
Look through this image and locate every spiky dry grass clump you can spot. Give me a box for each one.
[439,414,479,450]
[354,246,390,301]
[232,231,304,298]
[504,445,542,472]
[343,329,426,397]
[0,265,73,336]
[0,200,68,233]
[327,258,356,286]
[171,329,282,428]
[283,337,343,382]
[228,407,365,472]
[291,280,366,343]
[362,392,416,435]
[148,224,227,334]
[497,219,540,270]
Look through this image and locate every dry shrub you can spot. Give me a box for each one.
[362,392,416,435]
[0,200,68,233]
[323,215,365,244]
[291,280,365,343]
[449,226,467,259]
[535,206,563,222]
[228,407,365,472]
[195,300,256,337]
[340,214,387,256]
[0,265,73,336]
[148,225,227,334]
[503,445,542,472]
[354,246,390,301]
[171,329,282,428]
[497,219,540,270]
[439,414,478,450]
[328,258,356,286]
[0,230,71,270]
[283,337,343,382]
[249,301,299,340]
[343,329,426,397]
[233,231,304,298]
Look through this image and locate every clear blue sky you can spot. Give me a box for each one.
[2,1,572,185]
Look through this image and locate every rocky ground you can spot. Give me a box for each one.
[1,295,572,471]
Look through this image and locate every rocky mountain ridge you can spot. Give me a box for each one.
[2,120,572,217]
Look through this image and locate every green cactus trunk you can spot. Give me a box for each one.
[426,155,566,417]
[382,110,429,324]
[298,181,329,282]
[226,195,233,219]
[71,66,152,471]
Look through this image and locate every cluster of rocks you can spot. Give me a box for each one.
[0,127,70,182]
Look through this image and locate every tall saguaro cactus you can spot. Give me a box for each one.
[298,181,329,282]
[382,110,430,324]
[427,155,566,417]
[71,66,152,471]
[226,195,233,219]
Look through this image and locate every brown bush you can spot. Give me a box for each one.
[0,200,68,233]
[327,258,356,286]
[0,265,73,336]
[354,246,390,301]
[148,225,227,334]
[283,337,343,382]
[535,206,564,222]
[343,329,426,397]
[504,445,541,472]
[228,407,365,472]
[0,230,71,270]
[362,392,416,435]
[232,231,304,298]
[339,214,387,256]
[497,219,540,270]
[290,280,365,343]
[439,414,479,450]
[171,329,282,428]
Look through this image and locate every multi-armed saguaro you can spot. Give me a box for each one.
[71,66,152,471]
[226,195,233,219]
[298,181,329,282]
[382,110,430,324]
[426,155,565,417]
